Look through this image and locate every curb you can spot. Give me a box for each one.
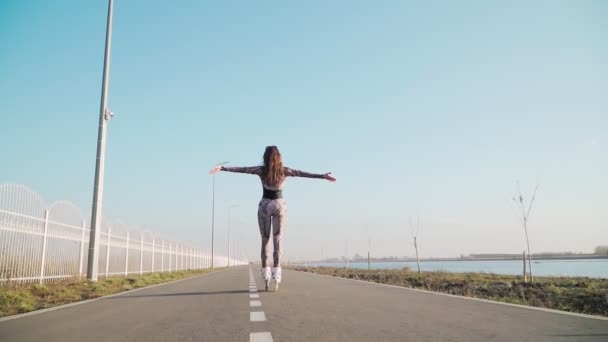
[287,268,608,321]
[0,268,230,323]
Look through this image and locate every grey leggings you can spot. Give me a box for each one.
[258,198,287,268]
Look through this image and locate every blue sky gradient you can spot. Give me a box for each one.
[1,1,606,260]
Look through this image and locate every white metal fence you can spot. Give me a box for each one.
[0,184,242,284]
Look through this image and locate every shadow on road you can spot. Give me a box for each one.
[104,290,250,299]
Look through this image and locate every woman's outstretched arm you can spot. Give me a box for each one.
[210,165,262,175]
[284,167,336,182]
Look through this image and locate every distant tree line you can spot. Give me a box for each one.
[595,246,608,255]
[315,247,608,263]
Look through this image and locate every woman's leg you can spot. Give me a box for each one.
[271,200,287,268]
[258,200,273,269]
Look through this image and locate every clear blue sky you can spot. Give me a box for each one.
[1,1,606,261]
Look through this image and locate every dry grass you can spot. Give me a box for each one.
[0,269,220,318]
[290,266,608,317]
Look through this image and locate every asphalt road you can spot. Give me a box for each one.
[1,266,606,342]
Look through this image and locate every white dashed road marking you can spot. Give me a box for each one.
[250,311,266,322]
[249,267,273,341]
[250,332,273,342]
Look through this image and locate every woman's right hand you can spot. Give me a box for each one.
[209,165,222,175]
[324,173,336,182]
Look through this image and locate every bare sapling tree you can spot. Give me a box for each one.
[523,250,527,283]
[368,236,371,271]
[513,182,539,282]
[410,216,422,276]
[366,224,371,271]
[345,239,350,270]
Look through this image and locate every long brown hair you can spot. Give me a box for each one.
[262,146,284,187]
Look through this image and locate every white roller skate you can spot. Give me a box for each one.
[271,267,281,292]
[261,267,271,291]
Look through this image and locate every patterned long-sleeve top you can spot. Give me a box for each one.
[221,166,325,190]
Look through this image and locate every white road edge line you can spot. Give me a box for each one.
[291,269,608,321]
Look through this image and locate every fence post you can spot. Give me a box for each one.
[151,239,155,273]
[169,243,172,272]
[39,210,49,284]
[161,240,164,272]
[78,219,86,278]
[105,226,111,277]
[140,234,144,275]
[181,244,184,270]
[124,232,129,276]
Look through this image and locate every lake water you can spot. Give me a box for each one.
[302,259,608,278]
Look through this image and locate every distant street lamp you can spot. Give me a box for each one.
[228,204,239,267]
[211,161,230,269]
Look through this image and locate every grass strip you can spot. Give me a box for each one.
[290,266,608,317]
[0,269,221,318]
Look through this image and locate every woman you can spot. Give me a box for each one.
[210,146,336,291]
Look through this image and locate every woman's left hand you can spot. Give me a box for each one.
[209,165,222,175]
